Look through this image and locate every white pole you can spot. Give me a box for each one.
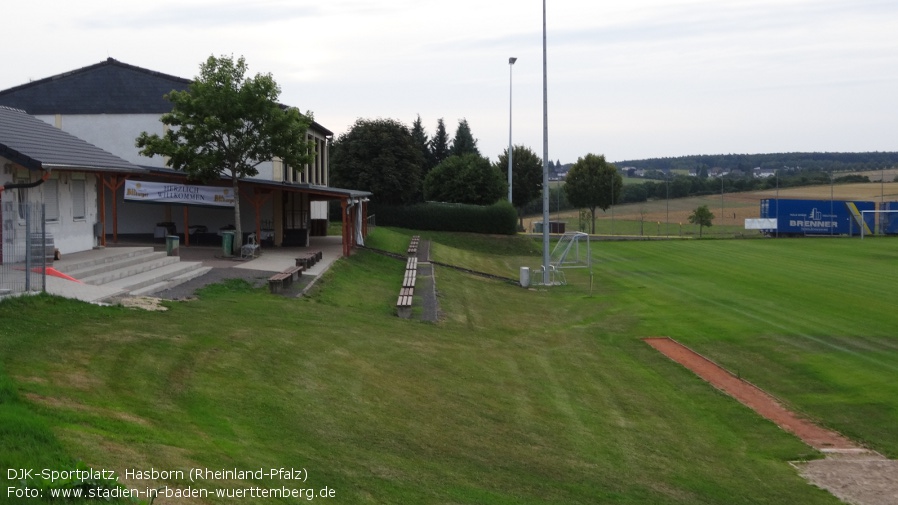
[542,0,550,285]
[508,57,516,204]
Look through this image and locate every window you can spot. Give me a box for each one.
[44,179,59,221]
[72,179,86,220]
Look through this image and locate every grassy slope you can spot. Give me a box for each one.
[593,238,898,455]
[4,230,896,503]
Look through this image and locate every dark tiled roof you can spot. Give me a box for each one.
[0,106,145,173]
[0,58,333,136]
[0,58,190,115]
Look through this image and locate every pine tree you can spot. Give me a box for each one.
[449,118,480,157]
[430,118,450,166]
[411,115,434,173]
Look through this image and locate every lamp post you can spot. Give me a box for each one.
[508,57,517,204]
[542,0,550,285]
[665,172,670,237]
[830,169,834,236]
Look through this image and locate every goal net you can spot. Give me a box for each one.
[527,232,592,287]
[550,231,591,269]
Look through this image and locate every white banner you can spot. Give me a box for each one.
[124,180,235,207]
[744,218,777,230]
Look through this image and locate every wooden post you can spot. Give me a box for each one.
[98,175,107,247]
[102,176,126,243]
[183,206,190,247]
[341,199,350,257]
[240,187,272,245]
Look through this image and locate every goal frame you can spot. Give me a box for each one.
[860,210,898,239]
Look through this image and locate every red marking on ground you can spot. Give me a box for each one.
[644,337,859,450]
[33,267,82,283]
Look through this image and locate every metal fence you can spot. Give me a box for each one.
[1,201,48,297]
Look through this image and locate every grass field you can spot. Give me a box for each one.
[2,229,897,504]
[527,180,898,237]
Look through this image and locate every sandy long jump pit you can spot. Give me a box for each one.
[644,337,898,505]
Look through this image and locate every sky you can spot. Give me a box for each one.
[3,0,897,164]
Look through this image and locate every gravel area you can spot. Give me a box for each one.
[154,267,278,300]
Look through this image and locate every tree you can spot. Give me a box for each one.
[670,175,692,198]
[330,118,423,205]
[136,55,313,254]
[620,183,648,204]
[424,154,505,205]
[688,204,714,237]
[449,118,479,157]
[494,145,543,223]
[411,114,435,174]
[430,118,450,166]
[563,153,622,234]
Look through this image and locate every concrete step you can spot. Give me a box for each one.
[129,266,214,297]
[102,261,208,294]
[79,254,182,286]
[54,247,156,275]
[66,251,171,281]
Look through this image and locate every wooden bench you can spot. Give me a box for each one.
[295,251,322,269]
[402,268,417,288]
[407,235,420,256]
[397,254,419,318]
[269,265,303,294]
[396,287,414,318]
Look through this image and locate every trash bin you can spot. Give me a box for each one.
[165,235,180,257]
[221,231,235,257]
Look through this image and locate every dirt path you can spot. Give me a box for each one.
[644,337,898,505]
[415,240,439,322]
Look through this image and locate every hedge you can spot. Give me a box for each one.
[371,201,517,235]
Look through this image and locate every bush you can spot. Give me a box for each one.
[424,154,506,205]
[371,201,517,235]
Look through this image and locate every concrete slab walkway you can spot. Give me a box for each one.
[42,235,346,303]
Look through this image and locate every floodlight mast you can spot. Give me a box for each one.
[542,0,550,285]
[508,57,516,204]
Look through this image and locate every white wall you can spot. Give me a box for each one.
[0,162,98,255]
[35,114,166,167]
[37,113,278,180]
[41,171,99,253]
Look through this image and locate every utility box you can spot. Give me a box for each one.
[520,266,531,288]
[533,221,566,234]
[166,235,180,257]
[221,231,235,257]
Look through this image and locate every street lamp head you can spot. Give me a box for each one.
[509,57,517,65]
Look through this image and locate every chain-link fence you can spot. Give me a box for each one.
[1,201,49,297]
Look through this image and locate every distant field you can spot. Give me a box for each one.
[849,168,898,182]
[525,181,898,237]
[2,230,897,504]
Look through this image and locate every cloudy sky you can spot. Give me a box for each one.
[3,0,897,163]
